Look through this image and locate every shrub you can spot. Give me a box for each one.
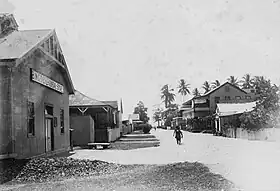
[138,124,152,134]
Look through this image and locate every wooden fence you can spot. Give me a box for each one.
[224,128,280,142]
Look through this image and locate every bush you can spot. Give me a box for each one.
[137,124,152,134]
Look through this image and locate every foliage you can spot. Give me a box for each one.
[138,124,152,134]
[227,76,239,87]
[239,76,280,131]
[192,88,201,97]
[161,84,176,108]
[162,104,179,127]
[178,79,191,102]
[153,107,163,127]
[133,101,150,123]
[186,116,215,130]
[241,74,253,89]
[211,80,220,89]
[202,81,211,94]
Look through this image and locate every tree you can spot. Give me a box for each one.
[239,76,280,131]
[177,79,190,103]
[133,101,150,123]
[192,88,200,97]
[241,74,253,89]
[153,107,163,127]
[211,80,220,89]
[202,81,211,94]
[161,84,176,108]
[227,76,239,87]
[162,104,179,127]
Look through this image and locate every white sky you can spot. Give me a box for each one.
[2,0,280,120]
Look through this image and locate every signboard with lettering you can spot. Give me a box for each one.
[31,69,64,94]
[128,114,140,120]
[194,99,207,104]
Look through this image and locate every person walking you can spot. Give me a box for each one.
[173,126,183,145]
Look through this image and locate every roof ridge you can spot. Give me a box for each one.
[19,29,53,32]
[75,90,103,102]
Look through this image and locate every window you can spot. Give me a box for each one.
[250,89,255,93]
[246,96,251,100]
[235,96,241,100]
[225,96,231,100]
[225,86,230,92]
[60,109,64,134]
[214,96,220,103]
[27,101,35,136]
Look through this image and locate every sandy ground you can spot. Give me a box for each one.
[70,129,280,191]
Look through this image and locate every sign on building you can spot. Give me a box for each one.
[128,114,140,120]
[194,99,207,104]
[31,69,64,94]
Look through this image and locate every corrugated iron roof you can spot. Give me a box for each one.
[0,29,52,60]
[216,101,256,117]
[69,90,107,107]
[101,101,118,109]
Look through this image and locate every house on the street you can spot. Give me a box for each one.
[180,82,256,119]
[69,90,121,145]
[0,13,75,159]
[179,82,256,130]
[215,101,256,137]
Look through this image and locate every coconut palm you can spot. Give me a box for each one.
[241,74,253,89]
[192,88,200,97]
[177,79,190,103]
[211,80,221,89]
[227,76,239,86]
[202,81,211,94]
[161,84,176,108]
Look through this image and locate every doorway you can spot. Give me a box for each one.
[45,105,54,152]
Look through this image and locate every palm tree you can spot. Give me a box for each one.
[161,84,176,108]
[227,76,239,87]
[211,80,221,89]
[177,79,190,103]
[202,81,211,94]
[192,88,200,97]
[241,74,253,89]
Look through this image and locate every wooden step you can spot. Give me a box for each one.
[118,138,159,142]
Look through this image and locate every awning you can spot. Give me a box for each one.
[216,101,256,117]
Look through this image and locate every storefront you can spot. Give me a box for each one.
[0,14,75,159]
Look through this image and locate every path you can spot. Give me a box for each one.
[71,129,280,191]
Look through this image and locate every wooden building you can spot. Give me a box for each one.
[215,101,256,135]
[0,13,75,159]
[69,91,121,145]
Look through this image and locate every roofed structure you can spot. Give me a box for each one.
[69,90,108,107]
[0,29,52,60]
[216,101,256,117]
[0,13,75,94]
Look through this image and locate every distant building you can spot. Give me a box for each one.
[215,101,256,133]
[69,91,121,144]
[180,82,256,120]
[0,13,75,159]
[179,82,257,131]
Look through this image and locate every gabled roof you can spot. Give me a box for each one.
[0,29,52,60]
[69,90,108,107]
[200,82,247,97]
[216,101,256,117]
[181,82,247,106]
